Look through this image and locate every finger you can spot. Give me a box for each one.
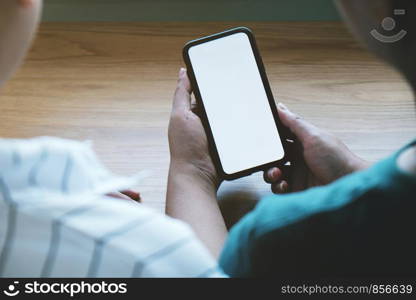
[263,167,282,183]
[120,190,141,202]
[172,68,192,112]
[190,94,198,113]
[107,192,132,201]
[191,102,198,113]
[271,180,289,194]
[264,164,293,182]
[277,103,319,143]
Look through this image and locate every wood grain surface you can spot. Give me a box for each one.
[1,22,415,213]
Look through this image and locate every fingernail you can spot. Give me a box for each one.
[272,168,279,179]
[179,68,186,77]
[277,102,288,111]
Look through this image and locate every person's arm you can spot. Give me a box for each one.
[166,68,227,258]
[166,162,227,259]
[165,70,369,259]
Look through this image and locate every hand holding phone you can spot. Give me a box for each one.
[168,68,220,188]
[183,27,290,180]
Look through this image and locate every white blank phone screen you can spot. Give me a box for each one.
[188,32,284,175]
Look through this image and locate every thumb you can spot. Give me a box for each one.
[277,103,319,143]
[173,68,192,112]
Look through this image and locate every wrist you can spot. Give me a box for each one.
[169,160,220,194]
[346,154,370,174]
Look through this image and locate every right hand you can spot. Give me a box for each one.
[264,103,369,194]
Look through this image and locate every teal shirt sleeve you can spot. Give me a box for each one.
[219,146,416,277]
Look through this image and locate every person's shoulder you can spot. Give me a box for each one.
[246,164,385,239]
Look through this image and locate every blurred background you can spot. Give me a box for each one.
[43,0,340,22]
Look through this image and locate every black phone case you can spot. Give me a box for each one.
[183,27,291,181]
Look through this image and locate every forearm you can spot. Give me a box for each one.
[166,162,227,258]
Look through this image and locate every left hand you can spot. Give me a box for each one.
[107,190,141,202]
[168,68,219,189]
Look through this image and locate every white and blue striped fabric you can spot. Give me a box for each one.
[0,137,224,278]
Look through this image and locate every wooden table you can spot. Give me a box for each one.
[2,22,415,213]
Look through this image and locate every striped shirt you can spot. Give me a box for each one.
[0,137,224,278]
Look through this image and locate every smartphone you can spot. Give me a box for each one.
[183,27,289,180]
